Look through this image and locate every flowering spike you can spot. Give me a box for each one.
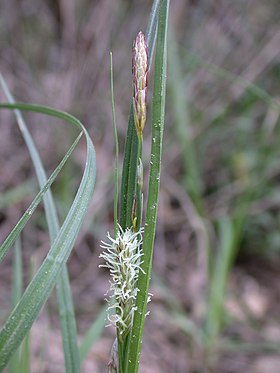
[99,225,144,339]
[132,31,148,137]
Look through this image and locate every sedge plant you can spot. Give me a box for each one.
[0,1,169,371]
[99,0,169,372]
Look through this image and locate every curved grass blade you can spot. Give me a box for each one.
[126,1,170,371]
[0,103,96,370]
[0,133,82,262]
[0,77,82,372]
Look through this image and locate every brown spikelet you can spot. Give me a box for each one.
[132,31,148,137]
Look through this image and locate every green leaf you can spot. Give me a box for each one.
[204,217,235,359]
[204,211,247,363]
[21,257,36,373]
[0,132,82,263]
[0,74,88,372]
[0,103,96,370]
[7,239,23,373]
[126,1,170,372]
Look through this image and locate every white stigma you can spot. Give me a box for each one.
[99,225,144,339]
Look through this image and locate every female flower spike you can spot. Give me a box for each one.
[132,31,148,137]
[99,225,144,340]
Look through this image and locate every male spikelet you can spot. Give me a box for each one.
[132,31,148,137]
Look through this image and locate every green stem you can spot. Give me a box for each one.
[119,0,160,230]
[135,136,143,232]
[126,1,170,372]
[110,52,119,237]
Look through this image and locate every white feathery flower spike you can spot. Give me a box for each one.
[99,225,144,340]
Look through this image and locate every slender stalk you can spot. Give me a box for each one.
[110,52,119,237]
[135,137,143,232]
[126,1,170,372]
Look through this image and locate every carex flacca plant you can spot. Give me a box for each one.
[99,0,169,372]
[0,1,168,372]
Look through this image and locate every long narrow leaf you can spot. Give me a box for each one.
[0,133,82,262]
[7,239,23,373]
[20,331,30,373]
[0,75,82,372]
[126,1,170,372]
[0,103,96,370]
[21,255,36,373]
[204,217,234,360]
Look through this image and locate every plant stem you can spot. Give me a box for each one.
[126,1,170,372]
[110,52,119,237]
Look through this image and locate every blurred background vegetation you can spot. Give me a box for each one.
[1,0,280,372]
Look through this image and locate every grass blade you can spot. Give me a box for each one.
[0,133,82,262]
[57,267,81,373]
[10,239,23,310]
[0,75,82,372]
[20,332,30,373]
[126,1,170,372]
[204,217,235,363]
[204,212,246,364]
[20,257,36,373]
[0,103,96,370]
[7,239,23,373]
